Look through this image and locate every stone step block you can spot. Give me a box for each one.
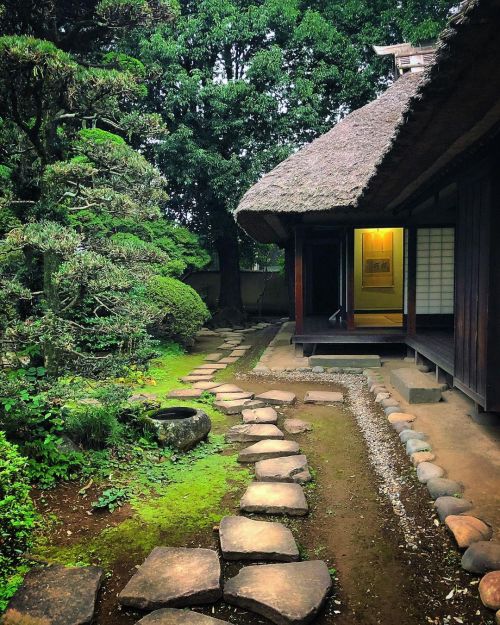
[215,399,265,415]
[219,357,239,364]
[238,440,301,463]
[193,381,223,391]
[223,561,331,625]
[119,547,221,610]
[303,390,343,404]
[310,354,381,368]
[216,392,254,402]
[240,482,308,516]
[208,384,243,394]
[204,353,223,362]
[242,407,278,424]
[181,375,213,383]
[284,419,312,434]
[226,424,284,443]
[167,389,203,400]
[255,454,311,484]
[191,368,218,376]
[390,368,442,403]
[6,565,103,625]
[255,390,297,406]
[198,363,227,370]
[137,609,229,625]
[219,516,299,562]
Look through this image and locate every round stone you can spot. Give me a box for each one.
[427,478,462,499]
[385,406,402,416]
[434,496,473,522]
[462,542,500,574]
[311,366,324,374]
[392,421,413,433]
[416,462,445,484]
[410,451,436,467]
[406,439,431,455]
[446,516,493,549]
[399,430,425,444]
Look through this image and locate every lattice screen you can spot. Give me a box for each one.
[416,228,455,314]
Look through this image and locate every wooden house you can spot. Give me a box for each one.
[235,0,500,413]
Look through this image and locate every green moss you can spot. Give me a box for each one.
[34,444,250,568]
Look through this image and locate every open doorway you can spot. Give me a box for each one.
[306,240,341,317]
[354,227,404,328]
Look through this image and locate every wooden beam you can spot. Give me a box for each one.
[294,227,304,335]
[407,227,417,336]
[346,228,355,330]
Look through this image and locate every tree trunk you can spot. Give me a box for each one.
[214,214,244,324]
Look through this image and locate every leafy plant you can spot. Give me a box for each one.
[63,405,124,449]
[0,433,37,581]
[23,433,85,489]
[92,487,128,512]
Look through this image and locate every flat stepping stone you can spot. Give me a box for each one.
[137,609,229,625]
[284,419,312,434]
[204,353,223,362]
[388,412,416,424]
[255,455,311,484]
[427,477,462,499]
[218,344,237,350]
[219,357,239,364]
[410,451,436,466]
[227,424,284,443]
[399,430,425,443]
[238,440,301,463]
[445,515,493,549]
[479,571,500,610]
[168,389,203,400]
[461,541,500,574]
[406,439,431,455]
[215,399,265,415]
[416,462,445,483]
[198,363,227,370]
[208,384,243,394]
[181,375,214,383]
[193,381,223,390]
[223,561,331,625]
[230,350,248,357]
[119,547,221,609]
[243,407,278,424]
[304,390,343,404]
[255,390,296,406]
[216,392,254,401]
[434,496,473,522]
[219,516,299,562]
[7,565,103,625]
[191,369,218,376]
[240,482,308,516]
[390,368,442,403]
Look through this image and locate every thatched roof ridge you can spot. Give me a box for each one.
[236,71,421,218]
[236,0,497,242]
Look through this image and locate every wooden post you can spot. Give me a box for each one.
[407,227,417,336]
[346,228,355,330]
[294,227,304,334]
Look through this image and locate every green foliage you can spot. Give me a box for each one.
[145,275,210,345]
[0,433,37,579]
[63,405,124,450]
[92,487,128,512]
[23,433,85,489]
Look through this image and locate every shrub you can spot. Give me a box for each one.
[145,276,210,345]
[0,433,37,575]
[63,405,123,449]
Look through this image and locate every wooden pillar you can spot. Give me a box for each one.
[346,228,355,330]
[407,227,417,336]
[294,227,304,334]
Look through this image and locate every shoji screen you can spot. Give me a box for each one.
[416,228,455,314]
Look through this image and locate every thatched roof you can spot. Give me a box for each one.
[236,0,500,243]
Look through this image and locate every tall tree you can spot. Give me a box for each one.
[127,0,455,322]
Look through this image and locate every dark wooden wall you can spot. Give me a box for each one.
[454,150,500,411]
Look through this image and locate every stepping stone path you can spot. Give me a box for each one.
[208,384,243,394]
[304,390,343,404]
[205,353,223,362]
[255,454,311,484]
[219,516,299,562]
[445,515,492,549]
[192,368,218,375]
[198,363,227,370]
[434,496,473,522]
[240,482,308,516]
[168,389,203,400]
[255,390,297,405]
[219,357,239,364]
[6,565,103,625]
[215,399,265,414]
[223,561,331,625]
[119,547,221,610]
[181,375,214,383]
[193,381,223,390]
[137,609,229,625]
[242,407,278,424]
[461,541,500,574]
[238,439,301,463]
[427,477,462,499]
[416,462,445,483]
[226,424,284,443]
[216,392,254,401]
[284,419,312,434]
